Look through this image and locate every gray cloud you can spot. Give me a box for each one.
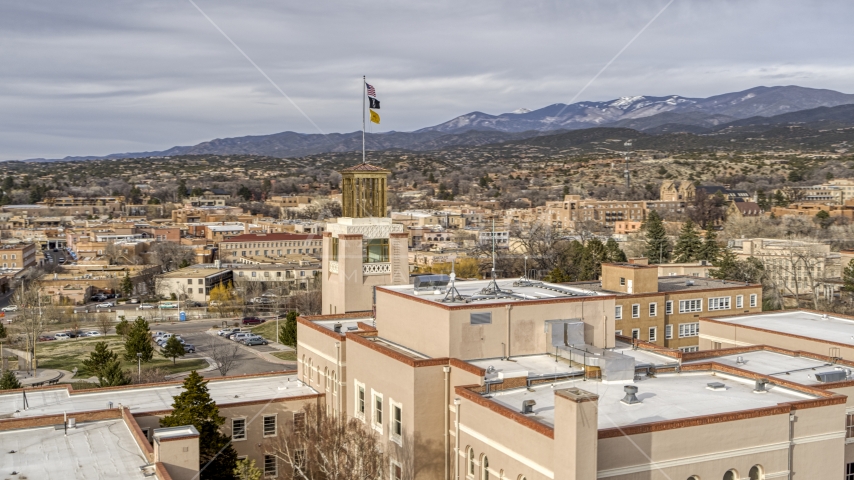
[1,0,852,159]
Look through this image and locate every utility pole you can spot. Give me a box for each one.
[624,140,633,190]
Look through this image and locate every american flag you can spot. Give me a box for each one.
[365,83,376,98]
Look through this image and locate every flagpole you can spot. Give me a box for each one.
[362,75,366,164]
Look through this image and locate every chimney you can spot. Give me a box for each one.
[153,426,200,480]
[554,388,599,480]
[621,385,641,405]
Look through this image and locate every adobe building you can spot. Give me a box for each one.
[322,163,409,314]
[297,274,850,480]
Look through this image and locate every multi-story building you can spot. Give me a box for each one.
[0,242,37,270]
[219,232,323,263]
[771,201,854,221]
[538,195,686,230]
[731,238,841,298]
[570,262,762,351]
[155,266,232,303]
[660,181,751,203]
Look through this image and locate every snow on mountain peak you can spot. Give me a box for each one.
[511,108,532,114]
[610,96,646,108]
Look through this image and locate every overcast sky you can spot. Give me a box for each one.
[1,1,852,160]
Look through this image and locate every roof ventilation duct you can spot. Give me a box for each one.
[753,379,769,393]
[522,399,537,414]
[736,356,745,365]
[333,323,342,333]
[814,370,848,383]
[621,385,641,405]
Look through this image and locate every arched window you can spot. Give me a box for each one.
[687,476,699,480]
[301,355,306,380]
[482,456,489,480]
[723,470,738,480]
[749,465,764,480]
[467,448,475,477]
[517,476,527,480]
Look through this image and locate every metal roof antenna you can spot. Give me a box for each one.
[442,255,463,303]
[480,218,504,295]
[624,140,633,190]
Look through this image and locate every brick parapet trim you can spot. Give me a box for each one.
[455,385,554,439]
[376,286,617,311]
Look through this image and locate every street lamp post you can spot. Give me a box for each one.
[137,352,142,383]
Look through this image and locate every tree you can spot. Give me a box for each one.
[279,311,298,347]
[96,314,113,336]
[642,211,671,264]
[544,267,570,283]
[673,220,702,263]
[843,259,854,300]
[115,317,131,339]
[161,371,238,480]
[100,358,132,387]
[773,190,789,207]
[814,210,832,229]
[149,242,195,272]
[0,322,6,341]
[177,179,187,200]
[209,282,236,317]
[83,341,120,385]
[237,185,253,201]
[0,370,21,390]
[234,458,262,480]
[207,337,242,376]
[120,272,134,298]
[604,238,627,263]
[710,248,765,284]
[123,317,153,362]
[268,403,386,480]
[697,224,721,263]
[162,336,186,365]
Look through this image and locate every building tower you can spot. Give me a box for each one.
[322,163,408,315]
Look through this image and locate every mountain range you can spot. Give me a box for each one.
[34,85,854,162]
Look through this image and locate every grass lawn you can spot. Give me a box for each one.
[251,321,280,342]
[270,351,297,362]
[36,336,208,377]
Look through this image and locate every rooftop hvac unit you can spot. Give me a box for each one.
[521,399,536,414]
[413,275,450,290]
[621,385,641,405]
[685,280,695,286]
[706,382,727,391]
[814,370,848,383]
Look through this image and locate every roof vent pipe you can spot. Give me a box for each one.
[736,356,745,365]
[621,385,641,405]
[522,399,536,414]
[754,379,769,393]
[333,323,342,333]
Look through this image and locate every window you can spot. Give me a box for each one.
[293,412,306,430]
[390,400,402,442]
[187,279,192,285]
[198,288,203,294]
[649,302,657,317]
[264,455,277,477]
[748,466,764,480]
[708,296,731,311]
[631,304,640,318]
[750,294,758,307]
[847,463,854,480]
[481,456,489,480]
[364,239,390,263]
[847,413,854,439]
[470,312,492,325]
[356,382,366,419]
[678,323,699,338]
[615,330,622,336]
[467,448,476,478]
[631,329,639,339]
[391,461,402,480]
[231,418,246,441]
[331,237,339,261]
[723,470,738,480]
[679,299,702,313]
[736,295,744,308]
[373,391,383,429]
[665,324,673,339]
[263,415,277,437]
[198,279,203,285]
[615,305,623,320]
[648,327,657,342]
[679,346,699,353]
[619,277,626,286]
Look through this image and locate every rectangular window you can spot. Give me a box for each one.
[708,296,731,311]
[665,324,673,339]
[187,279,192,285]
[231,418,246,441]
[847,414,854,439]
[373,392,383,429]
[391,401,402,440]
[679,346,699,353]
[648,327,657,342]
[263,415,277,437]
[264,455,277,477]
[631,328,639,339]
[631,304,640,318]
[356,382,366,418]
[391,461,403,480]
[470,312,492,325]
[649,302,657,317]
[615,330,623,336]
[615,305,623,320]
[332,237,339,261]
[293,412,306,430]
[750,294,758,307]
[736,295,744,308]
[198,279,203,285]
[619,277,625,286]
[678,323,699,338]
[665,301,673,314]
[679,299,702,313]
[363,239,390,263]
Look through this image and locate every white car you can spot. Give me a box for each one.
[81,331,101,337]
[159,302,178,309]
[1,305,18,312]
[95,302,114,308]
[231,332,253,342]
[137,304,156,310]
[54,332,71,340]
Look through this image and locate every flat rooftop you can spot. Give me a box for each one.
[313,318,370,333]
[158,267,229,279]
[382,278,607,305]
[488,371,816,429]
[684,350,844,386]
[0,374,315,419]
[571,276,753,294]
[0,419,149,479]
[705,310,854,346]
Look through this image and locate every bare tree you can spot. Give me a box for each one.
[290,289,321,316]
[149,242,195,272]
[96,313,113,336]
[207,337,242,376]
[267,403,386,480]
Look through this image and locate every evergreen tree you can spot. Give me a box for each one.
[177,179,187,200]
[234,458,262,480]
[0,369,21,390]
[673,220,702,263]
[605,238,627,263]
[697,224,721,263]
[642,211,671,264]
[83,341,120,385]
[162,336,186,365]
[279,311,298,347]
[161,371,238,480]
[579,239,607,281]
[115,317,131,339]
[815,210,832,229]
[123,317,153,362]
[120,272,134,298]
[101,359,131,386]
[544,267,569,283]
[773,190,788,207]
[843,259,854,296]
[0,322,7,341]
[428,172,436,183]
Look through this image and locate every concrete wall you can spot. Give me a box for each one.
[698,319,854,360]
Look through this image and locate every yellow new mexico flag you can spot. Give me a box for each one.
[370,109,380,124]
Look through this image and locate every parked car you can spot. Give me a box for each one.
[217,328,240,336]
[96,302,114,308]
[129,298,140,304]
[225,330,247,340]
[182,344,196,353]
[1,305,18,312]
[242,336,269,346]
[137,304,155,310]
[38,335,55,342]
[54,332,70,340]
[81,331,101,337]
[231,332,253,342]
[241,317,265,326]
[159,302,178,309]
[91,294,107,301]
[261,292,278,298]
